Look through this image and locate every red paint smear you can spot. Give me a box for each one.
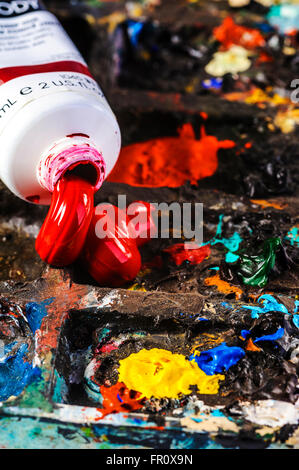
[36,175,94,266]
[164,243,211,266]
[257,52,273,64]
[108,123,235,188]
[213,17,265,50]
[96,382,145,419]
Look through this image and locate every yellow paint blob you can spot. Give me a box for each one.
[118,348,224,399]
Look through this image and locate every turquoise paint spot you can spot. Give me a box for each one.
[225,252,240,263]
[25,298,54,334]
[0,343,41,401]
[203,214,242,263]
[209,266,220,271]
[210,409,225,418]
[294,301,299,314]
[254,327,284,343]
[97,327,111,342]
[52,370,68,404]
[285,227,299,246]
[240,294,288,319]
[189,342,245,375]
[267,5,299,34]
[191,417,203,423]
[293,315,299,328]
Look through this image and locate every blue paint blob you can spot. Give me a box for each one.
[254,327,284,343]
[202,78,223,90]
[126,20,145,47]
[294,300,299,314]
[293,315,299,329]
[241,330,250,340]
[0,343,41,401]
[25,298,54,334]
[189,342,245,375]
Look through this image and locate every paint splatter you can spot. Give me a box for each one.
[97,382,145,418]
[118,348,224,399]
[240,294,289,319]
[285,226,299,246]
[0,343,41,401]
[25,299,54,334]
[205,46,251,77]
[250,199,287,210]
[164,243,211,266]
[203,214,242,263]
[108,124,235,187]
[189,342,245,375]
[204,272,243,299]
[213,17,265,50]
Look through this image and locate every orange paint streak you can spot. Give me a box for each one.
[204,273,243,300]
[250,199,287,210]
[246,338,261,352]
[108,123,235,187]
[213,17,265,50]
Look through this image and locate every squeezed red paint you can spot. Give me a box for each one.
[35,174,94,266]
[82,202,156,286]
[164,243,211,266]
[108,123,235,187]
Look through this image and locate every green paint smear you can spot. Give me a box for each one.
[237,237,281,288]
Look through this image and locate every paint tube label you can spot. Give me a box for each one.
[0,1,108,133]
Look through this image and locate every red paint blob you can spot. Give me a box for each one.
[108,123,235,187]
[164,243,211,266]
[213,17,265,50]
[82,202,156,286]
[35,175,94,266]
[97,382,145,418]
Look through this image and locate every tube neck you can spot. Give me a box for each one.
[38,135,106,193]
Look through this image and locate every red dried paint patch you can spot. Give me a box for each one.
[164,243,211,266]
[213,17,265,50]
[108,123,235,188]
[97,382,145,418]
